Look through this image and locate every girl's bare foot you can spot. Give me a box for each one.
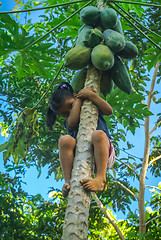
[62,183,70,197]
[80,177,105,192]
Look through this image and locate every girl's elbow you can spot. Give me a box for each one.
[106,108,113,116]
[109,108,113,115]
[67,119,77,129]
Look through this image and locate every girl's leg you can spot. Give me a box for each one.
[80,130,110,191]
[59,135,76,197]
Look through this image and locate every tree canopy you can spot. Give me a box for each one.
[0,0,161,239]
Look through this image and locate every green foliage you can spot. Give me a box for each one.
[0,108,39,165]
[0,171,65,239]
[0,0,161,239]
[0,14,34,56]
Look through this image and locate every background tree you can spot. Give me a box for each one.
[0,0,161,239]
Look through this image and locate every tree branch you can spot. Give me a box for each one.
[145,185,161,191]
[138,61,160,234]
[115,158,140,178]
[148,155,161,167]
[108,172,138,200]
[147,61,160,110]
[91,192,125,240]
[0,0,91,14]
[146,215,161,225]
[150,120,161,135]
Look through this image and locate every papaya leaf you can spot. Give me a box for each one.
[145,50,161,71]
[121,3,129,12]
[133,5,144,18]
[32,43,53,52]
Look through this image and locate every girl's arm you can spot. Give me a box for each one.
[67,97,82,128]
[77,87,113,116]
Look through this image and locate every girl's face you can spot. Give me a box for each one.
[57,97,75,118]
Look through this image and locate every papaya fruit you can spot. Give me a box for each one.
[100,8,117,30]
[84,28,103,48]
[71,68,87,93]
[76,25,93,46]
[91,44,114,71]
[112,18,124,35]
[111,56,132,94]
[64,45,91,70]
[80,6,100,26]
[103,29,125,53]
[100,70,114,97]
[118,41,138,59]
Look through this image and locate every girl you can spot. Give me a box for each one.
[47,82,115,197]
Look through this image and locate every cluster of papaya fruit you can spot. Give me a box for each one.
[64,6,138,96]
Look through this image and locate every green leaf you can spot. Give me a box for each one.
[15,53,23,79]
[0,142,7,152]
[133,5,144,18]
[3,150,11,164]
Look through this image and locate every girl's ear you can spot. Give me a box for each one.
[73,93,77,98]
[46,107,57,130]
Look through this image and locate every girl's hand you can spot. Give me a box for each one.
[77,87,96,100]
[77,87,113,116]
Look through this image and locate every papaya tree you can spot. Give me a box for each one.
[0,0,161,239]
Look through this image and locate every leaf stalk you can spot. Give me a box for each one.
[0,0,92,14]
[22,0,94,51]
[113,2,161,39]
[108,2,161,51]
[108,171,138,200]
[32,62,64,110]
[116,158,139,178]
[106,0,161,8]
[91,192,125,240]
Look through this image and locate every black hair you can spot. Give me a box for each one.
[46,82,74,130]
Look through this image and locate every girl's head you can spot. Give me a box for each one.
[47,82,75,130]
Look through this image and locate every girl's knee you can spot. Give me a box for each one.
[59,135,76,149]
[92,130,109,145]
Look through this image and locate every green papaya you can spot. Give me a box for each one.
[100,8,117,30]
[111,56,132,94]
[76,25,93,46]
[71,68,87,93]
[64,45,91,70]
[100,70,114,97]
[103,29,125,53]
[118,41,138,59]
[112,18,124,35]
[80,6,100,26]
[91,44,114,71]
[84,28,103,48]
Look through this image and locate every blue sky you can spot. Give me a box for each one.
[0,0,160,219]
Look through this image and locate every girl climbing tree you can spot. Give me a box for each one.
[0,0,161,239]
[59,1,138,238]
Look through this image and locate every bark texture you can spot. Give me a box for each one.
[62,65,101,240]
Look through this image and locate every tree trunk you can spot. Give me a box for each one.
[138,61,160,234]
[61,65,101,240]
